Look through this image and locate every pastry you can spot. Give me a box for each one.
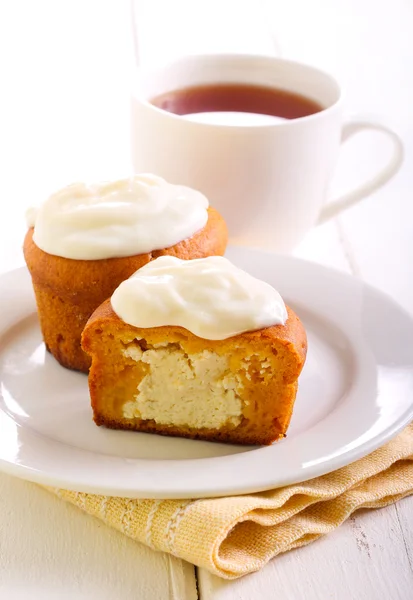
[23,175,227,372]
[82,256,307,445]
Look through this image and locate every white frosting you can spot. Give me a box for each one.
[111,256,287,340]
[26,174,209,260]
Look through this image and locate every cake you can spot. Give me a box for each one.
[23,175,227,373]
[81,256,307,445]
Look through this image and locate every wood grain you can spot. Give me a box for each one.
[395,497,413,576]
[198,502,413,600]
[0,473,197,600]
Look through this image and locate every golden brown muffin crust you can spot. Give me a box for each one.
[83,299,307,366]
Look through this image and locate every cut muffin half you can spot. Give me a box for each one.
[81,300,306,445]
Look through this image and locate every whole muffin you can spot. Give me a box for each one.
[23,174,228,373]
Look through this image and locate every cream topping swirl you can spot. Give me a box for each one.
[111,256,288,340]
[26,174,209,260]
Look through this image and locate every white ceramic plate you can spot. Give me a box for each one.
[0,247,412,499]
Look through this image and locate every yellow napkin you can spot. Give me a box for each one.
[47,423,413,579]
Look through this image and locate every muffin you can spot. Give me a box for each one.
[82,256,307,445]
[23,175,227,373]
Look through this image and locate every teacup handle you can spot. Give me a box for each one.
[318,117,404,224]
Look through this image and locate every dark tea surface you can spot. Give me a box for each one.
[151,83,323,120]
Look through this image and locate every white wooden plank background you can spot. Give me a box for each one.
[0,473,197,600]
[0,1,412,598]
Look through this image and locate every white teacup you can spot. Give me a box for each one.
[131,54,403,253]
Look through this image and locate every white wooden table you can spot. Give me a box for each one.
[0,1,412,598]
